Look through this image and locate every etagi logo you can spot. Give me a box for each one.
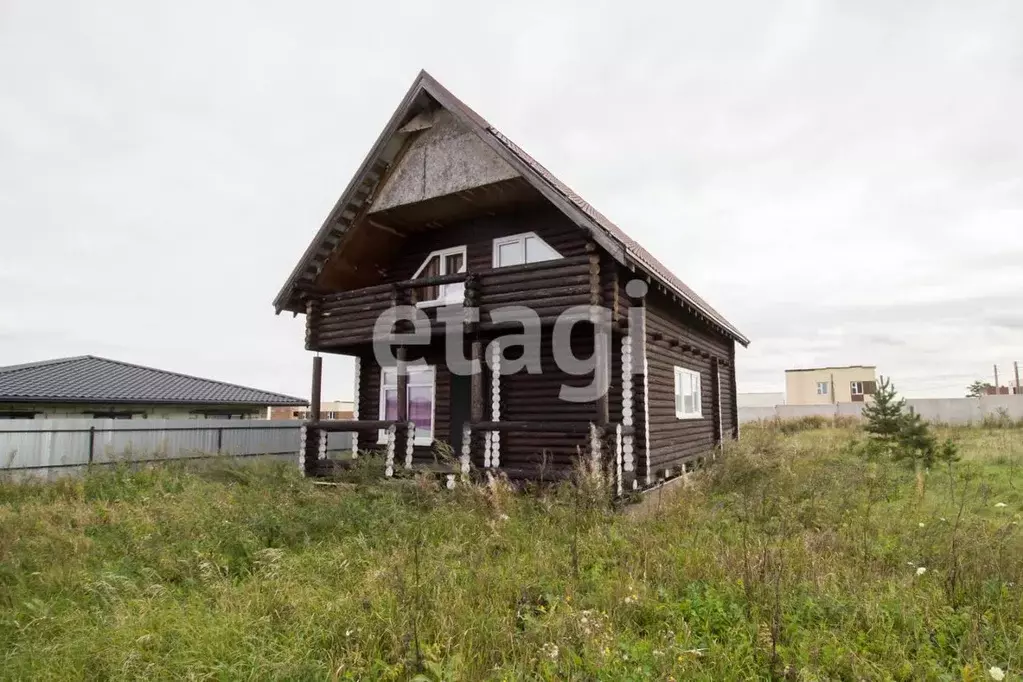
[372,279,649,403]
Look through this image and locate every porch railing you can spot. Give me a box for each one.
[305,255,595,349]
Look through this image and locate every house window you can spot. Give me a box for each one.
[412,246,466,305]
[492,232,561,268]
[89,412,136,419]
[0,412,37,419]
[674,367,703,419]
[816,381,829,396]
[850,381,864,396]
[378,365,435,446]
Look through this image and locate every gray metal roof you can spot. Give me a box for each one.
[273,70,749,346]
[0,356,306,406]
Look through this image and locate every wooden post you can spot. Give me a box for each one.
[1015,361,1021,395]
[396,347,408,423]
[589,246,609,462]
[395,346,409,459]
[711,357,722,452]
[310,355,323,422]
[470,339,483,423]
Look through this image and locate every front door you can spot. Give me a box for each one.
[450,373,472,455]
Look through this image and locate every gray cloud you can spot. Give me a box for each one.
[1,0,1021,400]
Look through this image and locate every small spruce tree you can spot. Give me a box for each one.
[861,375,958,497]
[861,375,905,452]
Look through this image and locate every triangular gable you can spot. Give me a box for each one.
[273,70,748,346]
[369,109,520,213]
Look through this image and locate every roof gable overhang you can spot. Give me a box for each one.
[273,70,749,347]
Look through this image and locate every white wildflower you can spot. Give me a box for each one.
[995,503,1007,508]
[918,522,926,528]
[989,666,1005,681]
[499,513,511,521]
[542,643,559,660]
[916,567,927,576]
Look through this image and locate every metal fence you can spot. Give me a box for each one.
[0,419,353,477]
[739,395,1023,425]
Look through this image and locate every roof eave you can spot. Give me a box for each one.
[0,396,308,407]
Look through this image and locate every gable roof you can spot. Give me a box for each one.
[0,356,306,406]
[274,70,749,346]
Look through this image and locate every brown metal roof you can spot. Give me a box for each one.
[274,70,749,346]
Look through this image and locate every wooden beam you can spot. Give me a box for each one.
[396,346,408,423]
[365,217,403,236]
[470,339,484,423]
[310,356,323,422]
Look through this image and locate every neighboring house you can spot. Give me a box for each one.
[785,365,878,405]
[0,356,306,419]
[268,400,355,420]
[274,71,748,489]
[737,392,785,408]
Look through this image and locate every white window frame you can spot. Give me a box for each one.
[492,231,561,268]
[377,364,436,446]
[816,381,829,396]
[674,366,703,420]
[412,245,467,308]
[850,381,864,396]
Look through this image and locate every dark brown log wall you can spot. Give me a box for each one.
[497,325,601,478]
[640,288,737,480]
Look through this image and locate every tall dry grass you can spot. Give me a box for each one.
[0,427,1021,680]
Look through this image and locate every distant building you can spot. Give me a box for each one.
[0,355,305,419]
[737,392,785,408]
[785,365,878,405]
[268,400,354,420]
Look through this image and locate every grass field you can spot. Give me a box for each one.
[1,425,1021,680]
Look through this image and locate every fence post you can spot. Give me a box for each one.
[88,426,95,465]
[216,427,223,454]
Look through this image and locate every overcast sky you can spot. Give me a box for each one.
[2,0,1021,401]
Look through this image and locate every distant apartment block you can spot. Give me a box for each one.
[785,365,878,405]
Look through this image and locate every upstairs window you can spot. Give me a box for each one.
[816,381,829,395]
[674,366,703,419]
[412,246,466,306]
[492,232,561,268]
[850,381,864,396]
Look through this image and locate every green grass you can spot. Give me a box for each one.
[1,427,1022,680]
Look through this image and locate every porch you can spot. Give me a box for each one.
[300,416,638,492]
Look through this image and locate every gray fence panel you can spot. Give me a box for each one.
[326,431,354,452]
[0,419,91,470]
[739,396,1023,425]
[0,419,308,476]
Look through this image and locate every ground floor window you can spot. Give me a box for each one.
[379,365,435,445]
[674,366,703,419]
